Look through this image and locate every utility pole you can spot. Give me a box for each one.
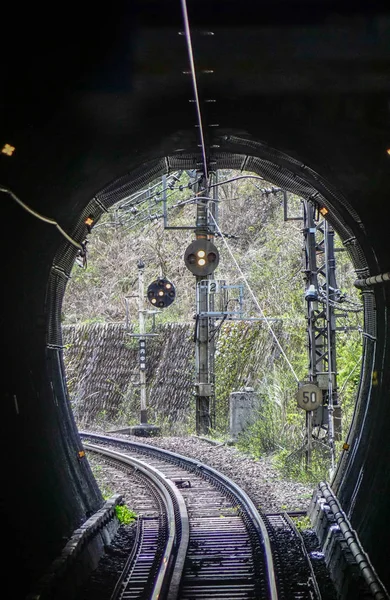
[324,220,342,471]
[194,175,213,435]
[127,259,160,437]
[138,260,147,425]
[302,201,342,470]
[303,202,318,470]
[183,172,220,435]
[208,172,219,427]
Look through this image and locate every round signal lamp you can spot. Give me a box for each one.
[184,239,220,276]
[146,277,176,308]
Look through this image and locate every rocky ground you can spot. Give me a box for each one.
[100,432,315,513]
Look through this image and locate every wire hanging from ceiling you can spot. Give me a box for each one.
[0,186,83,250]
[180,0,209,182]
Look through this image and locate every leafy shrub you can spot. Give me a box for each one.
[115,504,137,525]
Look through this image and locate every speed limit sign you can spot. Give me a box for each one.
[297,383,322,411]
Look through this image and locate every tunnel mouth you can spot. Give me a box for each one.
[47,136,377,489]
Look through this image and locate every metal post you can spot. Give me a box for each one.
[162,174,168,228]
[325,223,342,442]
[208,172,218,428]
[302,201,342,470]
[138,260,148,424]
[303,201,321,470]
[195,281,211,434]
[194,175,212,435]
[324,221,339,471]
[306,411,313,471]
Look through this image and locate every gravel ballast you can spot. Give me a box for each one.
[93,433,315,514]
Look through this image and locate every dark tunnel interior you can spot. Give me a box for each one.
[1,2,390,598]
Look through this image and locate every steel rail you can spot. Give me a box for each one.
[109,515,143,600]
[84,442,189,600]
[263,511,323,599]
[81,432,279,600]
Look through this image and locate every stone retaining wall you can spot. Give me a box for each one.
[63,322,195,430]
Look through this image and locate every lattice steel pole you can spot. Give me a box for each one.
[303,201,319,469]
[303,201,342,470]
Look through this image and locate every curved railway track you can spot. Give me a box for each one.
[81,433,328,600]
[85,442,188,600]
[81,432,278,600]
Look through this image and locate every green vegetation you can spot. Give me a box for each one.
[64,170,363,483]
[292,514,312,531]
[115,504,137,525]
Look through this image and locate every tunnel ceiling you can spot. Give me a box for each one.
[2,2,390,270]
[1,2,390,598]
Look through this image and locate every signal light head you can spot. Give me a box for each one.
[184,239,220,276]
[147,277,176,308]
[188,254,196,264]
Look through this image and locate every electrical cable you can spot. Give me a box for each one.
[250,181,283,196]
[317,292,363,312]
[209,314,227,342]
[0,186,83,250]
[180,0,209,181]
[207,208,300,382]
[99,177,201,231]
[117,171,187,210]
[209,174,266,188]
[339,354,363,398]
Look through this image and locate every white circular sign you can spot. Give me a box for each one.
[297,383,322,411]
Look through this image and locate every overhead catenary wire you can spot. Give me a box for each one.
[180,0,209,181]
[207,207,300,383]
[0,186,83,250]
[209,174,266,188]
[339,354,363,398]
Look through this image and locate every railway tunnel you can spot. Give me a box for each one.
[1,1,390,598]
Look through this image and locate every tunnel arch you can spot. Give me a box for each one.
[48,133,380,514]
[3,123,389,600]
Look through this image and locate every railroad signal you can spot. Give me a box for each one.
[184,239,220,276]
[147,277,176,308]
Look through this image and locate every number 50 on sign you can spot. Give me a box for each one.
[296,383,322,411]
